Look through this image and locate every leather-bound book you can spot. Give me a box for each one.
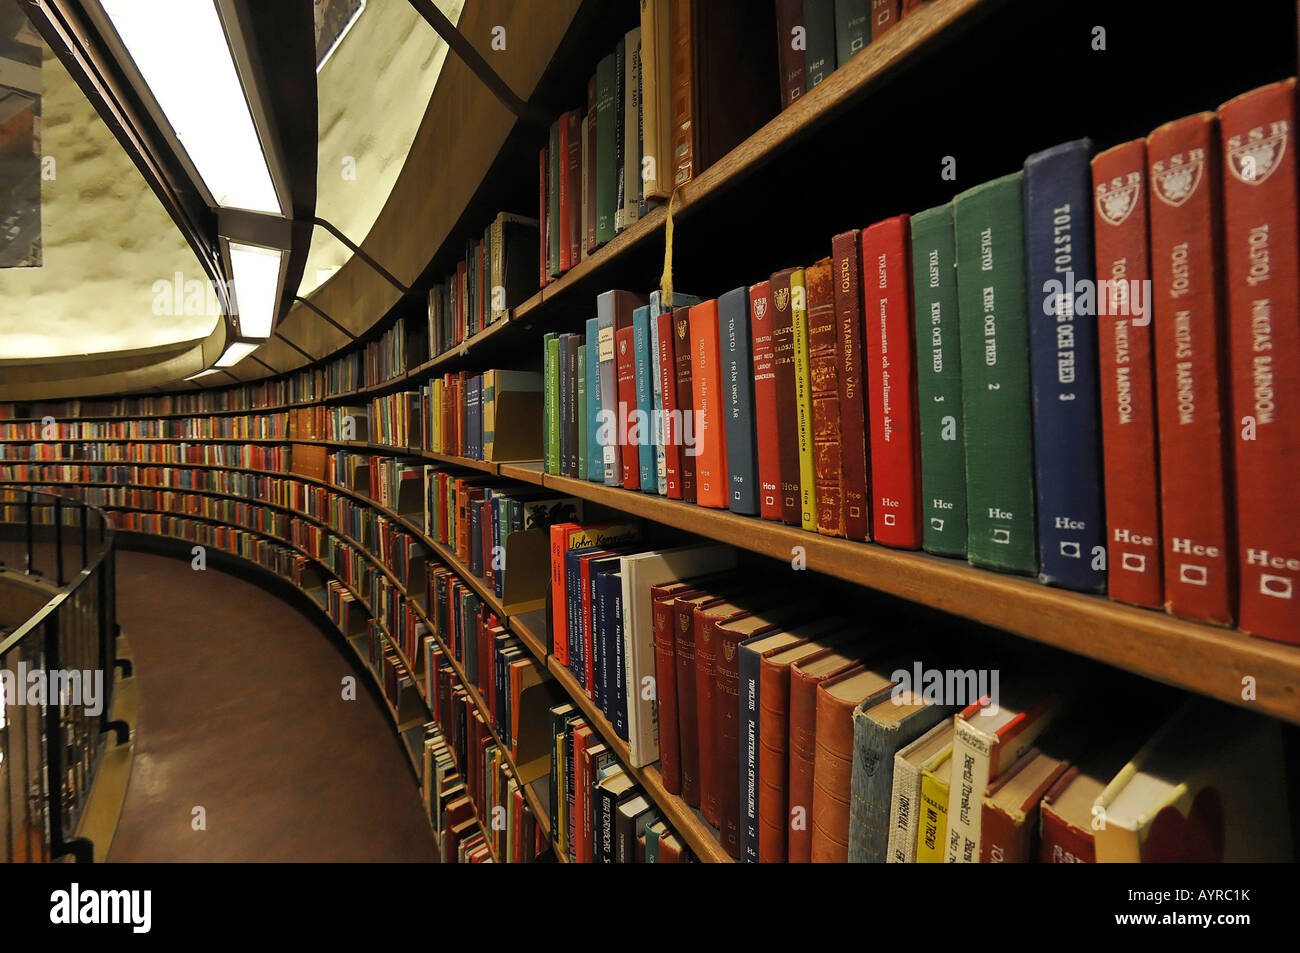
[774,0,804,110]
[750,280,784,521]
[870,0,900,37]
[650,580,700,795]
[786,642,867,862]
[806,256,845,536]
[863,216,922,549]
[1147,113,1235,625]
[832,230,871,541]
[980,747,1070,863]
[673,305,698,502]
[1092,141,1163,609]
[1220,80,1300,644]
[810,666,897,862]
[674,586,741,806]
[770,267,804,525]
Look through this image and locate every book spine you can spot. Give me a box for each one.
[651,298,669,495]
[791,269,819,531]
[652,595,682,793]
[774,0,804,109]
[616,326,640,490]
[715,627,746,857]
[738,641,763,862]
[595,53,617,246]
[673,307,698,502]
[771,268,804,526]
[586,76,599,253]
[834,0,870,65]
[690,300,730,508]
[624,28,642,229]
[566,337,580,477]
[544,335,560,474]
[613,36,626,234]
[566,109,583,269]
[1024,140,1106,590]
[832,231,871,541]
[669,0,694,186]
[954,173,1038,573]
[598,312,619,486]
[585,318,604,481]
[886,750,922,862]
[871,0,900,36]
[673,600,701,807]
[811,693,859,863]
[910,205,967,557]
[803,0,836,91]
[720,286,759,515]
[1092,142,1163,608]
[634,308,656,492]
[806,258,844,536]
[538,148,548,287]
[694,611,723,828]
[558,335,571,478]
[611,581,629,741]
[750,281,783,520]
[786,668,822,862]
[558,117,572,274]
[1148,113,1235,625]
[864,216,923,548]
[549,121,562,276]
[658,310,685,498]
[1220,80,1300,643]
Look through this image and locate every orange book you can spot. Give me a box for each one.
[689,299,729,507]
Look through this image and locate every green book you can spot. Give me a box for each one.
[577,343,589,481]
[595,50,617,246]
[953,173,1037,573]
[791,268,818,531]
[548,120,561,277]
[910,204,967,558]
[544,332,560,474]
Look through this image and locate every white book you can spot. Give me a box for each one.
[888,719,954,863]
[618,544,737,766]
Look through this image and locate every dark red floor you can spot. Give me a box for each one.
[108,550,437,862]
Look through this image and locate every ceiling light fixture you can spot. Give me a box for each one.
[215,341,260,367]
[227,241,286,338]
[96,0,283,215]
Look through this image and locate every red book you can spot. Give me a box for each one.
[538,147,549,288]
[770,267,803,525]
[1039,765,1099,863]
[565,108,583,269]
[749,281,783,520]
[693,598,748,829]
[689,299,729,508]
[672,306,697,502]
[548,521,582,664]
[658,310,685,499]
[871,0,901,36]
[558,116,572,273]
[616,325,640,490]
[571,724,596,861]
[1147,113,1236,626]
[774,0,804,109]
[1092,140,1164,610]
[862,215,922,548]
[832,230,872,541]
[673,591,717,808]
[1220,79,1300,644]
[651,582,697,794]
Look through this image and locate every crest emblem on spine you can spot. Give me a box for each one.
[774,287,790,312]
[1227,122,1288,185]
[1152,152,1204,207]
[1095,173,1141,226]
[753,297,769,320]
[676,318,687,339]
[619,338,627,356]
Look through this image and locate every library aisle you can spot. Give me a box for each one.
[107,550,437,862]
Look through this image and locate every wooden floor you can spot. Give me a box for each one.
[107,550,437,862]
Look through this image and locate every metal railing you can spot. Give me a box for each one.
[0,486,121,863]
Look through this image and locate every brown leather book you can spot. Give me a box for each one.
[650,580,698,796]
[810,667,898,862]
[787,644,868,862]
[770,267,804,526]
[757,626,855,862]
[832,230,871,540]
[872,0,902,37]
[805,257,844,536]
[672,306,698,502]
[673,583,742,807]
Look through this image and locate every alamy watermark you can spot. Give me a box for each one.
[0,664,105,717]
[1040,270,1152,326]
[890,662,1000,715]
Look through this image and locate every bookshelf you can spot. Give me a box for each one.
[7,0,1299,863]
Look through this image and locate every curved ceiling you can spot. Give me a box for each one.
[0,39,217,360]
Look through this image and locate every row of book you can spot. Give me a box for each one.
[364,320,408,386]
[549,702,690,862]
[0,442,291,468]
[0,414,293,442]
[775,0,926,110]
[542,78,1300,646]
[538,1,771,288]
[428,211,540,355]
[417,370,543,463]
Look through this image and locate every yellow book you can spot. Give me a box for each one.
[790,268,817,531]
[917,748,953,863]
[554,731,567,856]
[432,378,444,453]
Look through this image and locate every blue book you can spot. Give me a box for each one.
[601,570,627,740]
[718,286,759,515]
[585,317,604,481]
[632,306,656,492]
[565,547,589,687]
[648,291,702,494]
[1023,139,1106,592]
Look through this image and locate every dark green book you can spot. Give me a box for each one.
[595,51,617,246]
[803,0,836,90]
[834,0,870,66]
[548,120,561,277]
[953,173,1037,574]
[910,204,967,558]
[544,332,560,474]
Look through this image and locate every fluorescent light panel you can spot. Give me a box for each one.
[228,241,283,337]
[184,368,223,380]
[215,341,260,367]
[99,0,282,215]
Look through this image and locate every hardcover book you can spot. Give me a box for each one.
[832,230,871,541]
[770,267,805,525]
[750,280,784,521]
[718,285,760,515]
[806,257,844,536]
